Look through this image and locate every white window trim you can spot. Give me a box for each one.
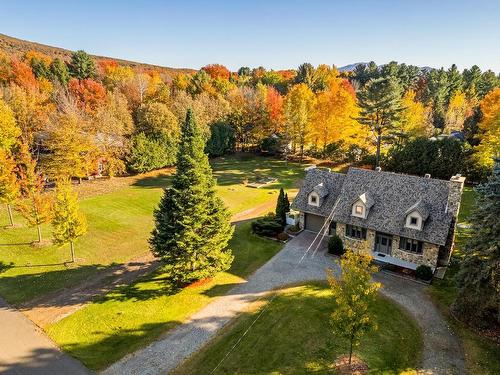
[405,211,423,230]
[308,192,320,207]
[351,200,366,218]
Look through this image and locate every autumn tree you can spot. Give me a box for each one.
[68,50,96,80]
[68,78,107,114]
[201,64,231,80]
[16,144,53,244]
[356,77,404,167]
[49,58,70,86]
[284,83,316,161]
[444,90,469,133]
[0,98,21,150]
[52,180,87,262]
[0,149,19,227]
[326,250,381,365]
[150,109,234,283]
[399,90,432,137]
[473,88,500,170]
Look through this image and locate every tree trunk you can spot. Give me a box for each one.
[7,204,14,227]
[349,337,354,365]
[70,241,75,262]
[300,144,304,164]
[36,225,42,243]
[375,132,382,168]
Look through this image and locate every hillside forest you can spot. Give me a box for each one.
[0,48,499,190]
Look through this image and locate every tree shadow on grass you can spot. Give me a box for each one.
[131,173,172,189]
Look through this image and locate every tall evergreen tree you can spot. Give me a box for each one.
[452,159,500,327]
[50,58,70,86]
[150,109,234,283]
[275,188,287,227]
[356,76,404,167]
[68,50,96,80]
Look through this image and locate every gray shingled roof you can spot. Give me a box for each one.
[292,167,458,245]
[291,168,345,217]
[313,183,329,198]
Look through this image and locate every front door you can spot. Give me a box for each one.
[375,233,393,255]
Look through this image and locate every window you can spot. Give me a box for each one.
[355,205,363,215]
[399,237,423,254]
[410,216,418,225]
[308,192,320,206]
[345,224,367,240]
[329,221,337,235]
[311,195,317,203]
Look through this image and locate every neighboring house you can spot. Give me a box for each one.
[291,166,465,272]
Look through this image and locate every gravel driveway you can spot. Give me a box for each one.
[102,231,465,375]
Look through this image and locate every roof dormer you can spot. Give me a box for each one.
[308,183,328,207]
[351,192,373,219]
[405,201,429,231]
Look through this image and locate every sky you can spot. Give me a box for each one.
[1,0,499,72]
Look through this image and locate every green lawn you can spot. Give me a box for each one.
[46,222,283,371]
[429,186,500,375]
[0,154,306,305]
[174,283,423,375]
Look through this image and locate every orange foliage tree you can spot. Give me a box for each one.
[201,64,231,80]
[68,78,107,114]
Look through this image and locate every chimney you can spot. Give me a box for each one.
[447,174,466,217]
[375,167,382,172]
[424,173,431,178]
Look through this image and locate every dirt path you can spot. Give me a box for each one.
[20,254,160,328]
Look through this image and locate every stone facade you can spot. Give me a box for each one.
[333,223,439,269]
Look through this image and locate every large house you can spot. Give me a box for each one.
[291,166,465,271]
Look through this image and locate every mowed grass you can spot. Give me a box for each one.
[46,222,283,371]
[0,154,306,305]
[174,283,423,375]
[429,186,500,375]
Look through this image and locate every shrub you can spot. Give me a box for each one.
[415,265,433,281]
[127,133,177,173]
[328,235,344,255]
[205,122,235,157]
[276,232,289,241]
[251,216,283,237]
[288,223,301,233]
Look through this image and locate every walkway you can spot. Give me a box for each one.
[102,232,465,375]
[0,297,91,375]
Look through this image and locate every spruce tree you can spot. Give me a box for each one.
[452,159,500,327]
[150,109,234,283]
[52,180,87,262]
[68,50,96,80]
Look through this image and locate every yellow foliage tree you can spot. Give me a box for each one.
[444,90,469,133]
[474,88,500,169]
[400,90,432,137]
[312,76,365,152]
[284,83,316,160]
[0,148,19,226]
[0,98,21,150]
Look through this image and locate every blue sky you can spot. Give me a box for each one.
[1,0,499,71]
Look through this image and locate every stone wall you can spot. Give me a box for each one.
[335,223,375,254]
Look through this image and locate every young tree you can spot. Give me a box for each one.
[149,109,234,283]
[326,250,381,365]
[452,159,500,327]
[52,180,87,262]
[49,58,70,86]
[444,90,469,133]
[0,98,21,150]
[0,149,19,227]
[356,77,404,167]
[275,188,287,227]
[68,50,96,80]
[474,88,500,170]
[399,90,432,137]
[16,144,53,243]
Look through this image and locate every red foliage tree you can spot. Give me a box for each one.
[266,87,284,133]
[201,64,230,80]
[11,59,38,90]
[68,78,106,114]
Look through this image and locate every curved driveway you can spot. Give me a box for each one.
[103,232,465,375]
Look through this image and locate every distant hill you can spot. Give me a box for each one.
[339,61,433,73]
[0,33,195,80]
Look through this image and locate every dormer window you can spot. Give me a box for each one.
[405,211,422,230]
[308,192,320,207]
[355,205,364,215]
[410,216,418,226]
[351,192,373,219]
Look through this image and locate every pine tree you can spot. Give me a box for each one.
[68,50,96,80]
[149,109,234,283]
[356,77,404,167]
[50,58,70,86]
[284,193,290,213]
[52,180,87,262]
[327,250,381,365]
[275,188,286,227]
[452,159,500,327]
[0,149,19,227]
[16,144,53,244]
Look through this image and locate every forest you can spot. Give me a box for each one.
[0,48,499,202]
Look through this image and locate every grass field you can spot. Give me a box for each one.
[46,222,283,370]
[429,186,500,375]
[174,283,423,375]
[0,154,306,305]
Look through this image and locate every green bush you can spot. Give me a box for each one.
[415,265,433,281]
[251,216,283,237]
[127,132,177,173]
[205,122,236,157]
[328,235,344,255]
